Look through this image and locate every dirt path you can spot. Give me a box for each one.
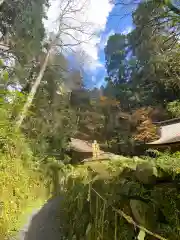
[17,196,63,240]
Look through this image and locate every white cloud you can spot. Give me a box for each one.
[44,0,113,70]
[98,25,133,52]
[99,29,115,50]
[122,25,133,35]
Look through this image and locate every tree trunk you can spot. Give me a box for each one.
[16,48,51,128]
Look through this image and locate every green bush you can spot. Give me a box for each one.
[0,153,46,238]
[0,103,47,239]
[59,156,180,240]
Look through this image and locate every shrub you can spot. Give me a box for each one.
[59,156,180,240]
[0,153,46,239]
[0,102,46,239]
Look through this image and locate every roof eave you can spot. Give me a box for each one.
[147,138,180,145]
[153,117,180,126]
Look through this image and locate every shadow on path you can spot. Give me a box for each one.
[18,196,64,240]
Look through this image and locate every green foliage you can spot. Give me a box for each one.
[99,0,180,155]
[0,66,48,239]
[59,154,180,239]
[105,34,128,83]
[0,107,47,239]
[105,0,180,107]
[0,0,48,63]
[167,100,180,117]
[0,0,180,238]
[0,152,46,239]
[21,55,78,161]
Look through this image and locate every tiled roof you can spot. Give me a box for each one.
[148,119,180,145]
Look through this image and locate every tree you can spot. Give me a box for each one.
[132,107,157,143]
[22,52,77,160]
[167,100,180,117]
[0,0,49,112]
[113,0,180,43]
[101,0,180,155]
[129,0,180,105]
[0,0,48,63]
[105,34,128,83]
[104,33,139,110]
[113,0,180,15]
[15,0,94,128]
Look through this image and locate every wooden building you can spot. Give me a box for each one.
[147,117,180,150]
[68,138,111,163]
[68,138,93,163]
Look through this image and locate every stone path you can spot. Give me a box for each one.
[17,196,63,240]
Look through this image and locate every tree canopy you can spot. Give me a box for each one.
[1,0,180,239]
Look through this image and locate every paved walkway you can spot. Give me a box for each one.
[17,196,63,240]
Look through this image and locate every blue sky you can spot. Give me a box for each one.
[45,0,137,89]
[85,2,137,89]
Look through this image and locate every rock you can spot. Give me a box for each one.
[135,163,157,184]
[130,199,156,229]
